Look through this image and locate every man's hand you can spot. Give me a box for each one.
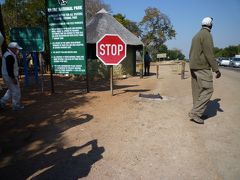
[215,71,221,79]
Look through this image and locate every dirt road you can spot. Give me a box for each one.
[0,65,239,179]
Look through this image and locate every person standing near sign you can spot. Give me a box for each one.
[0,31,3,57]
[0,31,3,154]
[188,17,221,124]
[0,31,4,92]
[0,42,24,110]
[144,51,152,76]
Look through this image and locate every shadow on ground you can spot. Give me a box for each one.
[0,76,105,179]
[203,98,224,120]
[0,139,104,179]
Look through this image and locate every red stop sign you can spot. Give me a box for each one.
[96,34,127,65]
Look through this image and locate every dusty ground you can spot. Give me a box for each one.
[0,65,240,180]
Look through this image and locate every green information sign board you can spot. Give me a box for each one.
[47,0,87,75]
[10,27,44,52]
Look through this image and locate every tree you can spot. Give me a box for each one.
[0,4,7,52]
[2,0,111,41]
[85,0,111,21]
[225,46,238,57]
[214,45,240,57]
[140,7,176,48]
[167,49,185,60]
[158,44,168,53]
[113,13,141,37]
[2,0,45,42]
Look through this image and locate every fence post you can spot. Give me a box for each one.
[181,61,186,79]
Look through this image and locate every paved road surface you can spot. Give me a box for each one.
[220,66,240,72]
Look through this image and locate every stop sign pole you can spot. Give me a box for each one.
[96,34,127,95]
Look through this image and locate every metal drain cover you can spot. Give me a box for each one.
[139,93,163,99]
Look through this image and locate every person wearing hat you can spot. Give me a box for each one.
[188,17,221,124]
[0,31,3,57]
[0,42,24,110]
[0,31,4,92]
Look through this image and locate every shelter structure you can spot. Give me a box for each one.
[86,9,143,78]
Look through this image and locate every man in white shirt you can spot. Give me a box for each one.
[0,42,24,110]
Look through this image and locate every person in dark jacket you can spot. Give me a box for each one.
[188,17,221,124]
[144,51,151,76]
[0,42,24,110]
[0,31,3,58]
[0,31,4,92]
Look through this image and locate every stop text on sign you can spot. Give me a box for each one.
[99,44,124,56]
[96,34,127,65]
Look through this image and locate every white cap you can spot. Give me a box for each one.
[202,17,213,26]
[8,42,22,50]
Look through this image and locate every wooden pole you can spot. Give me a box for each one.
[156,65,159,79]
[83,0,89,93]
[181,61,186,79]
[45,0,55,94]
[39,53,44,93]
[110,65,113,96]
[141,47,145,78]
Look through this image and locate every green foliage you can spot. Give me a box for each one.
[167,49,185,60]
[2,0,111,42]
[113,14,129,27]
[214,44,240,57]
[158,44,168,53]
[88,59,109,80]
[139,7,176,48]
[113,13,141,37]
[2,0,45,43]
[139,7,176,60]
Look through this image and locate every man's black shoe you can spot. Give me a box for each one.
[190,117,204,124]
[188,112,204,124]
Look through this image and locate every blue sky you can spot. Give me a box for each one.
[103,0,240,57]
[1,0,239,57]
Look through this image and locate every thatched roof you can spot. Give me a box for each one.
[86,9,143,46]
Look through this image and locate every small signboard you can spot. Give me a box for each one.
[47,0,87,75]
[10,27,44,52]
[157,53,167,59]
